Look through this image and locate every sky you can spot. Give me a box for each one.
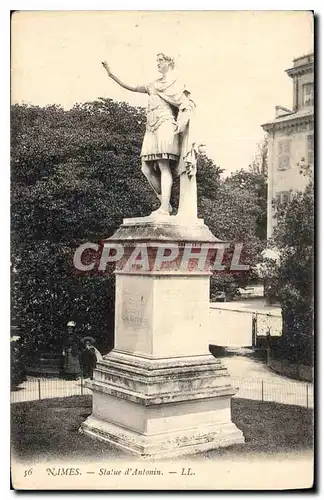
[11,10,313,174]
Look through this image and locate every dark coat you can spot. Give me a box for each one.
[80,347,97,379]
[63,347,81,376]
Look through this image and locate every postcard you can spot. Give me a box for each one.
[10,10,314,491]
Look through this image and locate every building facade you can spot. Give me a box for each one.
[262,53,314,238]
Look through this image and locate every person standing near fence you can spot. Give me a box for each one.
[62,345,81,380]
[62,320,81,379]
[80,337,102,380]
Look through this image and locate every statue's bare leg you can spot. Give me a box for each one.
[141,160,161,197]
[157,159,173,213]
[141,160,172,215]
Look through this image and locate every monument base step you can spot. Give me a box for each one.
[79,350,244,458]
[80,415,244,459]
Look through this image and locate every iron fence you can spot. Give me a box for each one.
[11,376,92,403]
[11,375,314,408]
[231,376,314,409]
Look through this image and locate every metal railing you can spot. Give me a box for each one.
[11,375,314,409]
[231,376,313,409]
[11,376,92,403]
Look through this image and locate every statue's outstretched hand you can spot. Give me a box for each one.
[101,61,112,76]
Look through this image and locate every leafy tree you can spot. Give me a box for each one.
[224,138,268,240]
[202,140,268,296]
[261,165,314,365]
[11,338,27,387]
[11,100,152,357]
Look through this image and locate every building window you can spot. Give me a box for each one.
[307,134,314,166]
[302,83,314,106]
[277,140,291,170]
[275,191,291,206]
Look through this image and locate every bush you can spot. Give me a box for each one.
[262,166,314,366]
[269,334,313,366]
[11,340,27,387]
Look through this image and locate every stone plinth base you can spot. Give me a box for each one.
[111,216,224,243]
[80,218,244,457]
[80,350,244,458]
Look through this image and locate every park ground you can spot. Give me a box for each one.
[11,395,313,463]
[11,347,314,489]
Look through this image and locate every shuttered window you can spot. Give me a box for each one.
[275,191,291,205]
[302,83,314,106]
[277,140,290,170]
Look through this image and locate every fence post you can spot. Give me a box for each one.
[38,379,41,400]
[252,316,256,348]
[261,380,264,402]
[81,374,83,396]
[306,383,309,409]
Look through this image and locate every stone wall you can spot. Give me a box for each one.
[209,305,281,348]
[208,306,253,347]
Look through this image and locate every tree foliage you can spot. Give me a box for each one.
[11,99,153,356]
[224,138,268,240]
[262,166,314,364]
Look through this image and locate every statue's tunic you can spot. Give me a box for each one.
[141,80,180,162]
[140,76,196,175]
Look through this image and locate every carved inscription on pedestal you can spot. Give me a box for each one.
[121,289,148,330]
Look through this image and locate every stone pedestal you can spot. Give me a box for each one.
[80,217,244,457]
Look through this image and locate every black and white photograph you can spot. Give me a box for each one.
[10,9,314,490]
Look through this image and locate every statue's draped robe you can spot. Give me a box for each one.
[139,75,199,219]
[152,77,198,177]
[153,77,199,219]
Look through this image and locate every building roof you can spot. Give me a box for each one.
[261,107,314,131]
[293,52,314,63]
[286,52,314,78]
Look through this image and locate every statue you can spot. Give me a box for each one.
[102,54,203,220]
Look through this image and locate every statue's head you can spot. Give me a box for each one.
[156,53,175,73]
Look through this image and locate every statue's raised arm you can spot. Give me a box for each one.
[101,61,147,94]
